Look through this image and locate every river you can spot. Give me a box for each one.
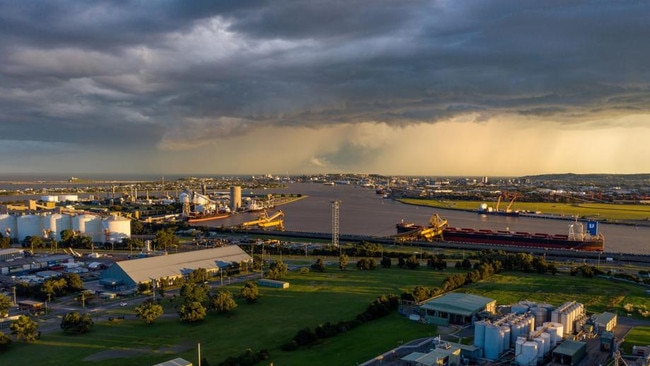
[201,182,650,255]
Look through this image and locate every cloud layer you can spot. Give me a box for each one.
[0,1,649,175]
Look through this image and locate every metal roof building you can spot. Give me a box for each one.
[419,292,496,325]
[100,246,252,289]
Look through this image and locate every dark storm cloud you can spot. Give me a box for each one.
[0,0,648,150]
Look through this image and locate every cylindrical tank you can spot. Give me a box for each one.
[0,214,17,239]
[230,186,242,211]
[102,215,131,243]
[17,214,43,241]
[72,214,103,242]
[485,324,504,360]
[43,213,72,241]
[59,194,79,202]
[517,342,538,366]
[540,332,551,354]
[533,337,545,360]
[502,325,511,352]
[179,192,190,204]
[474,320,487,349]
[533,307,548,327]
[515,337,525,356]
[41,195,59,202]
[512,303,530,314]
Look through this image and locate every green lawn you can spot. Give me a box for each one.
[399,199,650,222]
[1,266,446,365]
[4,266,650,365]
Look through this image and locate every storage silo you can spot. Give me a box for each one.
[502,325,511,352]
[544,322,564,343]
[533,337,545,361]
[17,214,43,241]
[43,213,72,241]
[533,306,548,327]
[59,194,79,202]
[517,342,538,366]
[73,214,104,242]
[474,320,487,350]
[540,332,551,354]
[512,303,530,314]
[102,215,131,243]
[230,186,242,211]
[485,324,504,360]
[0,214,17,239]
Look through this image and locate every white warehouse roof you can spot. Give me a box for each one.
[101,246,252,287]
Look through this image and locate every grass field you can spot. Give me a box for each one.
[3,264,650,365]
[1,265,446,366]
[399,199,650,222]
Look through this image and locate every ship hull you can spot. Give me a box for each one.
[187,213,230,223]
[395,223,604,252]
[441,227,604,252]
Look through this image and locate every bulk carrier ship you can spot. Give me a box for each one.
[396,215,604,252]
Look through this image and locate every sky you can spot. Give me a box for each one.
[0,1,649,177]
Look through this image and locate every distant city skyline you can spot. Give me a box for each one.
[1,1,649,176]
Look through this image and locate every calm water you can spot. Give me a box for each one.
[204,182,650,255]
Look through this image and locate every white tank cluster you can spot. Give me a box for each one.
[475,301,578,365]
[0,213,130,243]
[40,195,79,202]
[474,312,536,360]
[551,301,585,336]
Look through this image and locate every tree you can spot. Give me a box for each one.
[180,282,210,304]
[178,301,207,322]
[338,254,349,271]
[153,229,179,252]
[311,258,326,272]
[0,331,11,352]
[209,290,238,313]
[266,260,288,280]
[380,256,392,268]
[10,315,39,342]
[239,281,259,304]
[0,294,11,317]
[187,268,209,284]
[64,273,84,293]
[0,234,10,249]
[135,299,164,324]
[60,312,94,334]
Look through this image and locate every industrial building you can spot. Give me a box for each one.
[592,312,617,333]
[99,246,252,290]
[419,292,496,325]
[0,212,130,243]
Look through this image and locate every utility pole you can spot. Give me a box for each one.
[332,200,340,255]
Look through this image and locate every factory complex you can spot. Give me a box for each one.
[367,294,621,366]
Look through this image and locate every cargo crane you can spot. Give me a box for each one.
[240,210,284,231]
[505,192,518,213]
[393,214,448,243]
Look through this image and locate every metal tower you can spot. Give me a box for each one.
[331,200,340,249]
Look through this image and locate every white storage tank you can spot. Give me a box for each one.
[517,342,538,366]
[512,303,530,314]
[474,320,487,350]
[17,214,43,241]
[533,337,545,361]
[533,307,548,326]
[59,195,79,202]
[485,324,504,360]
[41,195,59,202]
[502,325,511,352]
[43,213,72,241]
[72,214,104,242]
[540,332,551,354]
[102,215,131,243]
[0,214,17,239]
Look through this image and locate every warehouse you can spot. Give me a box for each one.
[419,292,496,325]
[593,312,617,333]
[100,246,252,290]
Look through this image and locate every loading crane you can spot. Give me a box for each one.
[393,214,448,243]
[240,210,285,231]
[505,192,518,213]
